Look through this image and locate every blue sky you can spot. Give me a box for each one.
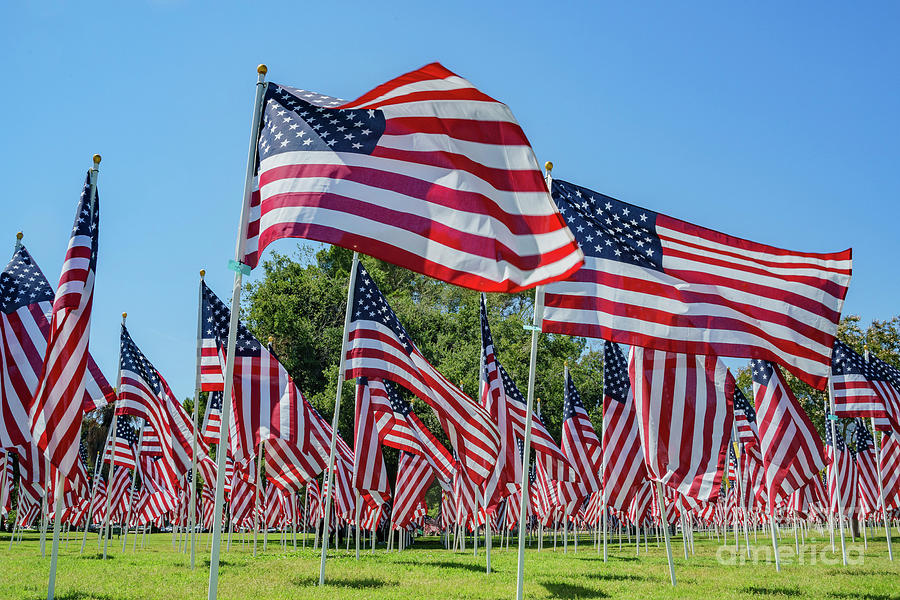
[3,1,898,397]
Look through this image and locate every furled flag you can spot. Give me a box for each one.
[629,347,733,501]
[0,245,114,450]
[751,359,827,513]
[140,423,163,458]
[557,371,603,511]
[116,325,209,490]
[344,262,500,485]
[244,62,584,292]
[733,386,760,446]
[853,419,881,515]
[353,378,391,506]
[103,418,139,470]
[392,451,435,530]
[199,282,308,461]
[481,295,576,488]
[864,355,900,435]
[879,432,900,511]
[824,420,857,517]
[830,340,889,421]
[29,170,108,486]
[601,341,648,511]
[543,178,853,389]
[200,391,223,445]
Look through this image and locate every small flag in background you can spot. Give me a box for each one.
[543,178,852,389]
[244,63,584,293]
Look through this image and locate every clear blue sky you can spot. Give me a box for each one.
[3,1,898,398]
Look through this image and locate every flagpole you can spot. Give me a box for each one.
[514,155,549,600]
[81,421,113,553]
[600,359,608,562]
[207,63,268,600]
[477,321,491,574]
[870,418,894,560]
[252,442,264,556]
[45,154,101,600]
[102,312,127,559]
[188,269,206,569]
[121,419,145,551]
[655,481,676,586]
[318,250,360,585]
[730,426,752,558]
[826,377,848,565]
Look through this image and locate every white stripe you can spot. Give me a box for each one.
[376,132,538,171]
[351,75,475,107]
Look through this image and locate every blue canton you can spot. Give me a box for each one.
[120,325,164,395]
[563,373,585,420]
[383,379,413,417]
[831,340,870,377]
[73,171,100,273]
[551,179,663,271]
[750,359,775,387]
[1,246,55,313]
[854,418,874,453]
[350,263,414,354]
[603,341,630,403]
[201,282,262,358]
[734,387,756,423]
[257,83,386,162]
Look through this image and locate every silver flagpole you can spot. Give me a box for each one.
[318,250,360,585]
[730,425,752,558]
[121,419,145,551]
[207,64,268,600]
[514,150,549,599]
[252,442,264,556]
[656,481,676,586]
[600,356,608,562]
[102,312,127,559]
[46,154,101,600]
[826,377,848,565]
[477,320,491,574]
[81,409,114,553]
[189,269,206,569]
[863,347,893,561]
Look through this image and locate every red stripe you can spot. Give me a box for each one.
[340,63,459,108]
[384,116,530,146]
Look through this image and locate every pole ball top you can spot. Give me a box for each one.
[122,312,127,319]
[268,336,275,344]
[257,64,268,75]
[16,231,23,241]
[544,161,553,173]
[199,269,206,278]
[93,154,102,165]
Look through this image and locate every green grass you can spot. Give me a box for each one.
[0,528,897,599]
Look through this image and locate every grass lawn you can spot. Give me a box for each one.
[0,527,897,599]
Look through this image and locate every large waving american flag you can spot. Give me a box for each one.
[0,245,114,451]
[543,178,852,389]
[243,63,583,292]
[391,451,435,530]
[864,355,900,435]
[830,341,891,423]
[601,341,648,511]
[880,432,900,511]
[629,347,733,501]
[28,171,104,487]
[853,420,881,515]
[751,359,827,513]
[824,421,857,516]
[344,262,499,485]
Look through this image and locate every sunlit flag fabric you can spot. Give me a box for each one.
[733,386,760,446]
[543,178,853,389]
[864,355,900,435]
[853,420,881,515]
[629,347,733,501]
[392,450,435,530]
[879,432,900,511]
[751,359,827,513]
[103,418,138,470]
[344,262,499,485]
[557,372,602,510]
[352,378,390,506]
[825,421,857,516]
[140,423,162,458]
[830,340,889,422]
[200,282,309,461]
[244,62,584,292]
[601,341,648,511]
[200,391,223,445]
[0,245,114,451]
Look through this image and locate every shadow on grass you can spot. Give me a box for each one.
[293,575,394,589]
[541,582,609,599]
[827,593,900,600]
[78,553,113,561]
[202,558,245,567]
[741,585,802,597]
[30,593,118,600]
[587,573,649,582]
[398,559,494,574]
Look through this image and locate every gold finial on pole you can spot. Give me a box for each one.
[122,312,127,323]
[268,336,275,344]
[16,232,23,241]
[199,269,206,278]
[93,154,102,166]
[564,360,568,367]
[257,64,268,75]
[544,161,553,173]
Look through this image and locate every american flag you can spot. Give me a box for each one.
[557,371,602,510]
[229,475,257,527]
[391,451,435,530]
[244,62,584,293]
[824,420,857,516]
[344,262,499,485]
[830,341,887,421]
[542,178,853,389]
[353,378,391,506]
[107,465,132,522]
[0,452,12,517]
[200,282,304,461]
[116,325,208,490]
[0,245,113,451]
[629,347,733,501]
[532,442,560,525]
[733,387,760,446]
[265,437,327,494]
[739,442,768,510]
[601,341,648,511]
[853,420,881,515]
[28,172,102,489]
[305,479,322,526]
[140,423,162,457]
[103,418,138,470]
[879,432,900,511]
[628,480,654,525]
[367,378,454,489]
[864,355,900,435]
[751,359,827,513]
[480,295,576,487]
[89,476,107,524]
[200,391,223,445]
